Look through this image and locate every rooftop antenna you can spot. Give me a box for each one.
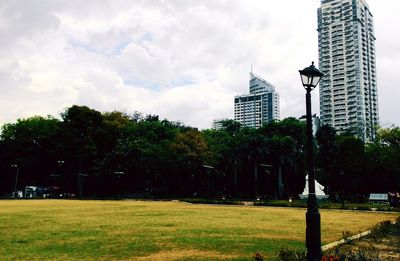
[250,64,254,80]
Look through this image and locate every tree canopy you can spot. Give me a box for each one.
[0,106,398,200]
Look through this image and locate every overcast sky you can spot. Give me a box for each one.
[0,0,399,129]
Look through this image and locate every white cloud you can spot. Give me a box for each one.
[0,0,399,129]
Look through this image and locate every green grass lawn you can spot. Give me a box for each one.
[0,200,397,260]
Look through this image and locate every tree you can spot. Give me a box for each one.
[97,116,182,196]
[221,119,241,136]
[203,120,243,196]
[59,105,105,195]
[239,128,269,198]
[334,134,366,199]
[6,104,396,201]
[316,125,337,194]
[169,129,208,196]
[365,126,400,193]
[0,116,60,193]
[260,118,307,198]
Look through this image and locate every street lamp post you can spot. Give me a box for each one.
[113,171,125,198]
[11,164,19,198]
[299,62,323,261]
[259,163,272,198]
[202,165,215,194]
[57,160,65,167]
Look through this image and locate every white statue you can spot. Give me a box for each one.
[299,175,329,199]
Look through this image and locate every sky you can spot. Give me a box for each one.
[0,0,399,129]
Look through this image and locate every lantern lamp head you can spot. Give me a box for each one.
[299,62,323,90]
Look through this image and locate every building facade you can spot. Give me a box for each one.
[212,118,229,130]
[234,73,280,128]
[299,114,321,136]
[318,0,379,140]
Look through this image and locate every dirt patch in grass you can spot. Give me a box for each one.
[135,249,239,260]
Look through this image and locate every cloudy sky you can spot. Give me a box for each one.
[0,0,399,129]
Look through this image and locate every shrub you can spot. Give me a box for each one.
[369,220,392,240]
[277,247,306,261]
[328,244,379,261]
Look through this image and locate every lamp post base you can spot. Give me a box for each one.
[306,197,321,261]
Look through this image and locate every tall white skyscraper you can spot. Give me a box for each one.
[318,0,379,140]
[234,73,280,128]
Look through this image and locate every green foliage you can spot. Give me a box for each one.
[221,119,241,136]
[377,126,400,147]
[335,134,366,195]
[1,115,59,142]
[369,218,400,240]
[316,125,337,186]
[364,126,400,193]
[0,107,309,198]
[260,118,307,197]
[170,130,208,161]
[0,115,60,192]
[0,104,399,199]
[60,105,104,159]
[277,247,306,261]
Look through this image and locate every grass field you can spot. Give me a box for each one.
[0,200,397,260]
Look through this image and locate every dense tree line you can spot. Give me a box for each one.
[316,125,400,201]
[0,105,399,200]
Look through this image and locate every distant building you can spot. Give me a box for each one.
[299,114,321,136]
[318,0,379,140]
[234,72,280,128]
[212,118,229,130]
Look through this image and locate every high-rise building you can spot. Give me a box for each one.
[318,0,379,140]
[234,73,280,128]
